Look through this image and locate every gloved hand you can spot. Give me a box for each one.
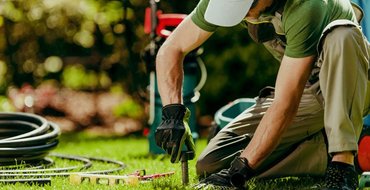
[155,104,195,163]
[194,156,254,190]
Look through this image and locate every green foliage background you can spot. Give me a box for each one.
[0,0,279,116]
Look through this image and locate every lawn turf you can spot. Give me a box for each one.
[0,132,322,190]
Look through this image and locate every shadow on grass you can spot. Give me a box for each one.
[249,176,324,190]
[128,152,169,161]
[59,132,144,143]
[151,179,193,190]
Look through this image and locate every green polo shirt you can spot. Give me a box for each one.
[190,0,356,58]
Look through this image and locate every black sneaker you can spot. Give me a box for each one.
[321,161,359,190]
[194,169,238,190]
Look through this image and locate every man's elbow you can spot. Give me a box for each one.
[156,41,185,63]
[156,42,171,59]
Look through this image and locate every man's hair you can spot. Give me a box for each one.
[250,0,286,14]
[266,0,287,13]
[250,0,259,9]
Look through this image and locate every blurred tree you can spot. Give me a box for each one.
[0,0,279,117]
[0,0,149,93]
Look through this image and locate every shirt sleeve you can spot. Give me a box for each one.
[190,0,219,32]
[283,1,328,58]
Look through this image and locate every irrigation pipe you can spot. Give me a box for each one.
[0,112,126,180]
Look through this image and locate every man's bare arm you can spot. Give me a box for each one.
[240,55,316,168]
[156,16,213,106]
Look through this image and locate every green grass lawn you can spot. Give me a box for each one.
[0,132,322,190]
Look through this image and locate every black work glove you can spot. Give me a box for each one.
[195,156,255,190]
[154,104,195,163]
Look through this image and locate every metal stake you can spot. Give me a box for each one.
[181,151,194,185]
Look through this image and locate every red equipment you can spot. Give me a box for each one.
[357,125,370,172]
[144,8,187,38]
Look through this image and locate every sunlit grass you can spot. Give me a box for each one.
[0,132,322,189]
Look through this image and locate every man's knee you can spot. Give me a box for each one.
[320,25,368,75]
[323,25,363,52]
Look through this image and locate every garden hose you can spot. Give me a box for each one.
[0,153,126,178]
[0,112,127,186]
[0,153,93,175]
[0,112,60,163]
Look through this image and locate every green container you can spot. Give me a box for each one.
[359,172,370,189]
[214,98,256,129]
[148,61,199,154]
[364,115,370,126]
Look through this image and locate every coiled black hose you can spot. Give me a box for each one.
[0,112,60,164]
[0,112,127,185]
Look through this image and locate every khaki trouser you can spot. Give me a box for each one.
[196,24,370,178]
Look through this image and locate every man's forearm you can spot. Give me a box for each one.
[156,44,185,106]
[240,55,314,169]
[240,99,300,168]
[155,16,213,106]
